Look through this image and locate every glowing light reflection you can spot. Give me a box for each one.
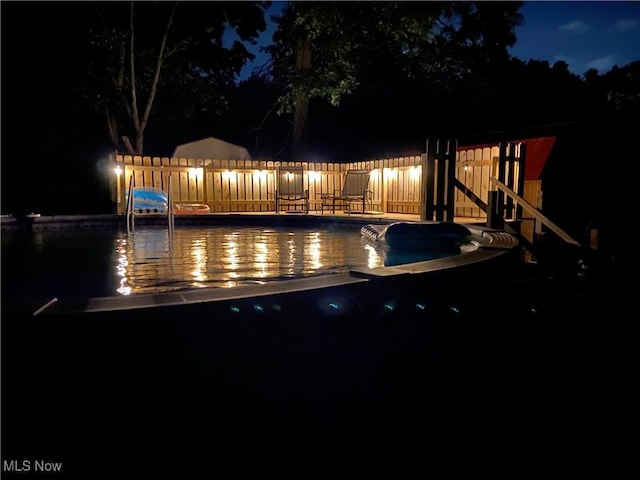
[224,233,239,277]
[363,243,381,269]
[106,224,463,295]
[307,232,322,272]
[190,238,207,283]
[116,238,132,295]
[287,234,296,276]
[254,239,268,277]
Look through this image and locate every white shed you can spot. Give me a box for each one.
[172,137,251,160]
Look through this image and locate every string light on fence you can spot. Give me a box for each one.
[384,168,398,179]
[189,167,204,179]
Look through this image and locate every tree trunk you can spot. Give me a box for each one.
[292,96,309,161]
[291,35,312,161]
[121,136,136,155]
[135,132,144,156]
[106,110,120,152]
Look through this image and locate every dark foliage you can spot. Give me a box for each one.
[1,2,638,215]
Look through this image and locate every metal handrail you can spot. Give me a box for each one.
[126,175,135,233]
[168,174,175,233]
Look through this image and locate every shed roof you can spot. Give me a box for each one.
[172,137,251,161]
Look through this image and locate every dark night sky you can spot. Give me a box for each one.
[228,1,640,81]
[510,1,640,75]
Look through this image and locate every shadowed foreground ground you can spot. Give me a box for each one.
[1,242,628,477]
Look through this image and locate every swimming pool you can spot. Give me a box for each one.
[1,222,473,310]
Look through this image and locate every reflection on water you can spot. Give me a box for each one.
[1,225,465,301]
[116,226,387,295]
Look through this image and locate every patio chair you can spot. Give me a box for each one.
[320,169,372,214]
[275,165,309,214]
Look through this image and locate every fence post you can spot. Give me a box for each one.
[422,139,456,221]
[487,190,503,229]
[516,143,527,220]
[496,143,507,221]
[422,140,436,220]
[419,153,427,220]
[114,154,127,215]
[202,162,208,209]
[445,139,457,222]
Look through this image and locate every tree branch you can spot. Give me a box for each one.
[140,3,177,135]
[129,1,141,133]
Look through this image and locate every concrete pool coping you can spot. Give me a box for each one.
[26,216,519,315]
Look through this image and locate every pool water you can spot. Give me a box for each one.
[1,224,461,307]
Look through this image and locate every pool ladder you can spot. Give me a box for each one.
[125,175,175,235]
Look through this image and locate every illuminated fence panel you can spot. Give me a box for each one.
[114,146,531,218]
[454,143,530,221]
[226,166,236,211]
[386,159,400,213]
[143,156,152,188]
[455,146,498,219]
[251,163,266,212]
[211,169,224,213]
[362,156,422,215]
[152,157,163,190]
[133,156,144,190]
[306,162,322,211]
[238,165,248,212]
[178,157,189,203]
[118,155,424,215]
[368,166,382,212]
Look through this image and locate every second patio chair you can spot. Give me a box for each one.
[320,169,372,214]
[275,165,309,214]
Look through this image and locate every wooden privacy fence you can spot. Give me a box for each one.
[114,155,426,215]
[113,141,536,220]
[454,142,533,221]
